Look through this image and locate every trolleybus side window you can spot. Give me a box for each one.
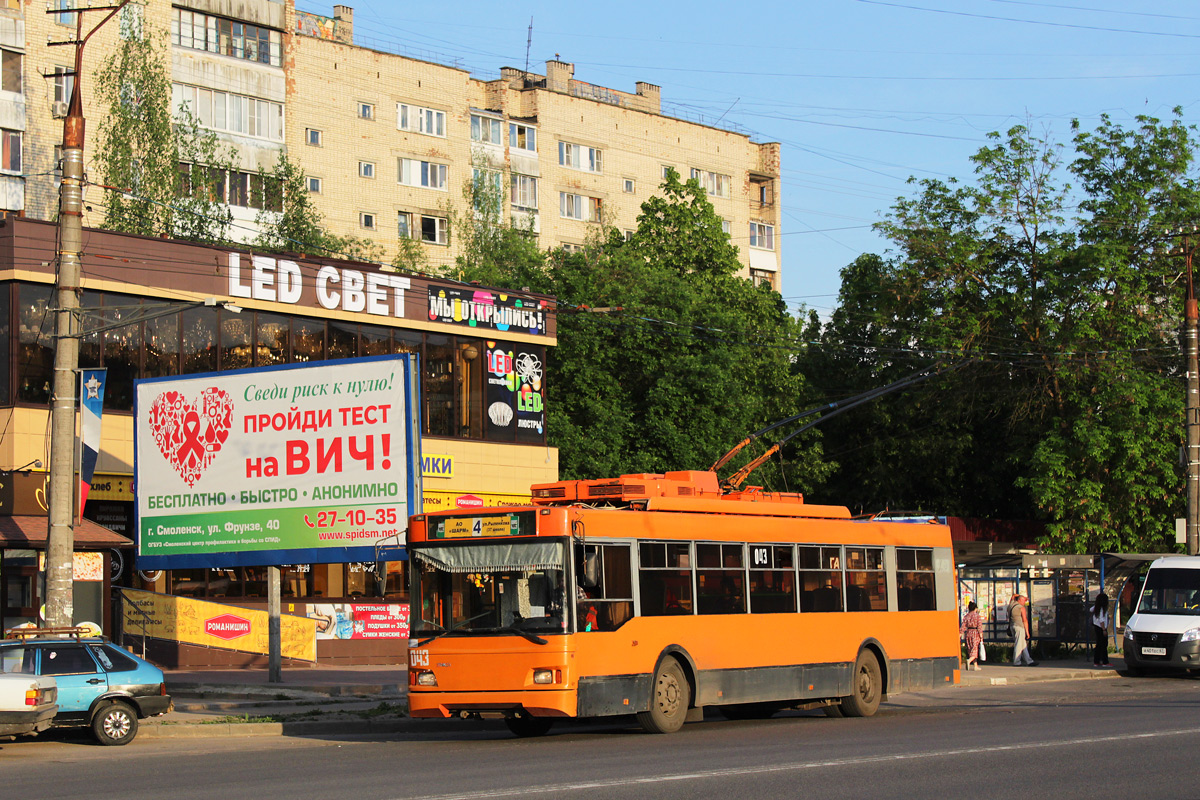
[638,542,693,616]
[798,545,843,612]
[845,546,887,611]
[748,545,797,614]
[697,543,746,615]
[577,543,634,631]
[896,547,936,611]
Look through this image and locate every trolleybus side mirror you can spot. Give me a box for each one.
[579,546,600,589]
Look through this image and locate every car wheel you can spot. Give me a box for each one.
[92,701,139,746]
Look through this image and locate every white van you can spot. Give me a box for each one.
[1122,556,1200,676]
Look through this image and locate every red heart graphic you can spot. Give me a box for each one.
[148,388,234,487]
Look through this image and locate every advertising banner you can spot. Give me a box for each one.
[484,340,545,442]
[135,355,422,569]
[306,602,410,640]
[120,588,317,661]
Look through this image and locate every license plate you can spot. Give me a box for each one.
[1141,646,1167,656]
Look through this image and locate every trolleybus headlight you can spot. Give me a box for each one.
[1182,627,1200,643]
[416,670,438,687]
[533,669,554,684]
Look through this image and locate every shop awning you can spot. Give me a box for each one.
[0,516,133,550]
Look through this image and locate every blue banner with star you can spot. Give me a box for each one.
[79,369,106,523]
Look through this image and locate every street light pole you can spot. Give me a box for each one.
[44,1,129,629]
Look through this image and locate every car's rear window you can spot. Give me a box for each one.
[0,645,34,674]
[91,644,139,673]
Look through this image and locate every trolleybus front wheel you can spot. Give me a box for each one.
[637,657,690,734]
[504,712,554,737]
[840,650,882,717]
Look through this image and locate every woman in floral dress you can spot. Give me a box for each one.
[960,601,984,670]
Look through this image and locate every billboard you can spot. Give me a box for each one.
[135,355,422,570]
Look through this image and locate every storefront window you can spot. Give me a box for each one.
[17,284,54,404]
[293,318,325,363]
[456,340,482,438]
[425,335,454,436]
[346,562,375,597]
[181,307,216,373]
[393,329,421,355]
[144,313,179,377]
[329,322,357,359]
[256,312,288,366]
[220,313,252,371]
[103,300,141,412]
[78,290,102,372]
[0,283,9,405]
[361,324,390,356]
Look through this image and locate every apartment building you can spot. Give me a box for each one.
[9,0,780,287]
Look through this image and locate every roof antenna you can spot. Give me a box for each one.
[524,17,533,86]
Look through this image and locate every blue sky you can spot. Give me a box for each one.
[296,0,1200,320]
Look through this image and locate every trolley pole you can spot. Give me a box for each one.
[44,1,129,629]
[1186,236,1200,557]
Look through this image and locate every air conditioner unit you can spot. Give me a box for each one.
[50,101,69,119]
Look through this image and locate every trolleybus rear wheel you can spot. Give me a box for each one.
[637,657,690,734]
[840,651,882,717]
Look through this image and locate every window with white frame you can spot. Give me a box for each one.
[510,122,537,152]
[561,242,584,253]
[750,222,775,250]
[52,66,74,104]
[661,165,674,180]
[690,168,730,198]
[721,218,731,235]
[398,212,412,239]
[749,268,773,286]
[1,50,20,95]
[173,83,284,141]
[1,129,20,173]
[359,161,375,179]
[52,0,75,27]
[559,141,602,173]
[560,192,601,221]
[398,158,447,190]
[171,8,282,67]
[623,178,635,194]
[472,168,503,213]
[511,174,538,210]
[306,128,321,146]
[307,176,322,193]
[397,103,446,137]
[360,212,377,230]
[623,229,634,241]
[359,102,375,120]
[120,2,144,40]
[421,214,448,245]
[471,114,503,145]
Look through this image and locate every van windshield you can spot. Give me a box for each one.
[1137,568,1200,616]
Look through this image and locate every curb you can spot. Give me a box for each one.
[959,669,1122,687]
[141,717,415,739]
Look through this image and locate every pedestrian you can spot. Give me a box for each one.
[1092,592,1111,667]
[1007,594,1038,666]
[960,600,984,670]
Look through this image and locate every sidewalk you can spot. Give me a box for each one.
[957,656,1125,687]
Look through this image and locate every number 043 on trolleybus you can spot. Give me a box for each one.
[406,470,961,736]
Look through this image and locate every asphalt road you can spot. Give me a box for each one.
[6,673,1199,800]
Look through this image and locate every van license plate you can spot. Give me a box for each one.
[1142,646,1167,656]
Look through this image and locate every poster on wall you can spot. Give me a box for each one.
[485,341,545,442]
[134,355,422,570]
[306,603,410,640]
[427,287,548,335]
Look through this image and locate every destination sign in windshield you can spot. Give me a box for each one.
[433,511,535,539]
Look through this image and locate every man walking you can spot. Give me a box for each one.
[1008,594,1038,666]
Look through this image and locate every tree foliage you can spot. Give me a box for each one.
[94,17,233,242]
[806,113,1200,552]
[453,170,820,489]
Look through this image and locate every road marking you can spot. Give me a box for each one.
[393,726,1200,800]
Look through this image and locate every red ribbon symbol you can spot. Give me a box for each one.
[178,409,206,469]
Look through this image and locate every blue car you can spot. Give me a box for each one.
[0,634,170,745]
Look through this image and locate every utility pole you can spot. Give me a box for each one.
[44,0,129,629]
[1185,234,1200,557]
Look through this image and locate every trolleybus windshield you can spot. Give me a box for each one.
[411,540,568,639]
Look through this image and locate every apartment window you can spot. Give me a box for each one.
[171,9,283,67]
[559,193,601,222]
[421,215,448,245]
[755,179,774,206]
[360,212,376,230]
[1,50,21,94]
[623,178,635,194]
[397,212,412,239]
[359,161,375,179]
[307,176,322,193]
[721,218,731,235]
[470,114,503,145]
[52,67,74,105]
[471,168,503,214]
[52,0,76,27]
[690,168,730,198]
[359,102,375,120]
[1,129,20,173]
[750,222,775,250]
[749,268,772,287]
[559,141,602,173]
[398,158,447,190]
[173,83,284,141]
[623,229,634,241]
[661,165,674,180]
[511,174,538,210]
[119,2,144,40]
[509,123,537,152]
[397,103,445,137]
[306,128,322,146]
[561,242,584,253]
[182,165,280,211]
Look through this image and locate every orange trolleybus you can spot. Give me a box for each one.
[406,470,960,736]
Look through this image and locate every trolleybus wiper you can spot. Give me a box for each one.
[416,609,495,647]
[720,362,964,490]
[493,626,549,645]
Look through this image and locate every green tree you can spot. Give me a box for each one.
[809,114,1200,552]
[94,14,233,242]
